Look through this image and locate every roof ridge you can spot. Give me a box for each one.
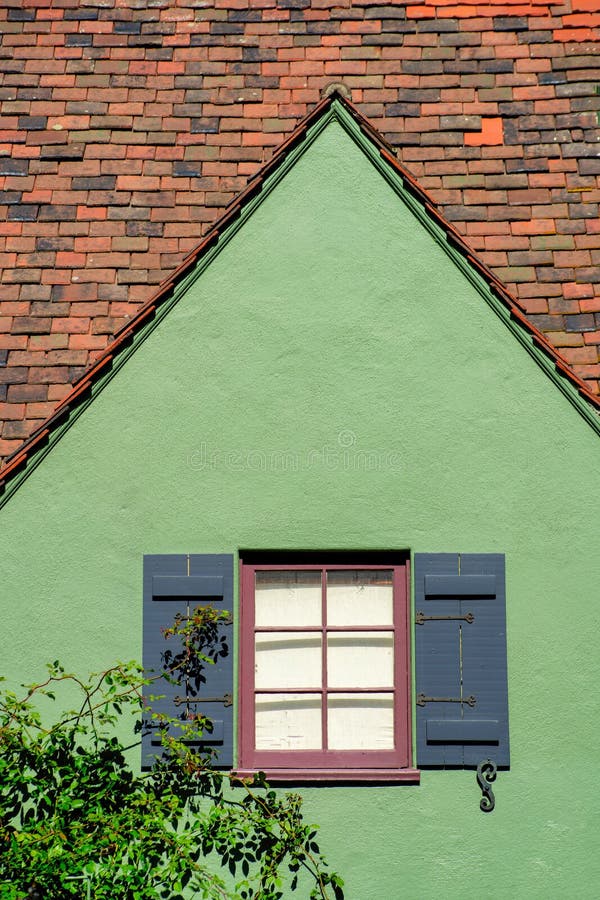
[1,93,598,491]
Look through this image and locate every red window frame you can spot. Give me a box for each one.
[237,556,419,782]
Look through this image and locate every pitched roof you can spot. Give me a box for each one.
[0,2,599,463]
[1,90,599,495]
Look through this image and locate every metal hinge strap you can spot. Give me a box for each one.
[415,611,474,624]
[417,693,476,707]
[174,693,233,707]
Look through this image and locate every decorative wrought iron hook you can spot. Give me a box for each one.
[476,759,497,813]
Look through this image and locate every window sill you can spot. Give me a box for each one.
[232,768,421,784]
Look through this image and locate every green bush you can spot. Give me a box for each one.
[0,607,344,900]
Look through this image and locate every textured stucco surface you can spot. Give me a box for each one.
[2,120,600,899]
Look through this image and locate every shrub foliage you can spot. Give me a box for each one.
[0,606,344,900]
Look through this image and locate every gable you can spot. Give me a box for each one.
[1,108,599,531]
[0,106,597,563]
[2,95,599,502]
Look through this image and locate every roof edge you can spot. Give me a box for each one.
[1,90,599,496]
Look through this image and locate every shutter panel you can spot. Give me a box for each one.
[143,554,234,768]
[414,553,509,768]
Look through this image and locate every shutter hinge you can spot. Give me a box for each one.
[417,693,476,707]
[415,611,474,624]
[174,693,233,707]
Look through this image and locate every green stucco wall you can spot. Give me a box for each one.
[2,112,600,899]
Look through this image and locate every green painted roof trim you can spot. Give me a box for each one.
[1,97,598,507]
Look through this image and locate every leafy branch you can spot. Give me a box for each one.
[0,605,344,900]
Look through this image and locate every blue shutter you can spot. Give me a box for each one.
[142,554,234,768]
[414,553,509,768]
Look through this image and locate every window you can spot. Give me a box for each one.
[237,554,417,781]
[142,552,509,780]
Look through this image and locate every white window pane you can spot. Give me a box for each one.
[255,633,322,689]
[327,632,394,689]
[256,693,322,750]
[327,570,393,626]
[255,571,321,627]
[328,693,394,750]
